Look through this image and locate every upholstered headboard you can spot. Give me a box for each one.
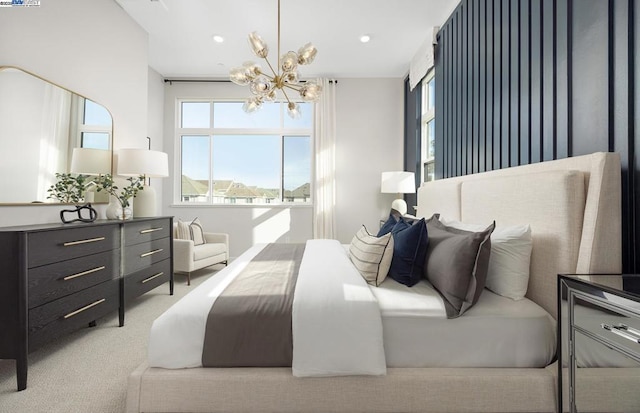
[416,152,621,319]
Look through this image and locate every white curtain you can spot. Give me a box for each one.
[313,78,337,239]
[409,27,439,91]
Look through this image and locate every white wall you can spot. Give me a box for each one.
[147,67,166,213]
[334,78,405,243]
[161,78,404,257]
[0,0,148,226]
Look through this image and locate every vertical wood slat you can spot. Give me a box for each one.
[519,0,531,166]
[510,0,520,166]
[542,0,555,161]
[494,0,502,169]
[530,0,542,163]
[479,0,487,172]
[474,0,482,173]
[485,0,494,171]
[501,0,510,168]
[556,0,570,159]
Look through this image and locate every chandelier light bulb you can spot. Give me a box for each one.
[287,102,301,119]
[229,66,250,86]
[299,81,322,102]
[281,51,298,72]
[249,75,272,96]
[243,96,263,113]
[248,32,269,58]
[297,43,317,65]
[282,71,299,84]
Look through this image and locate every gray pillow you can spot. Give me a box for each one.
[424,215,494,318]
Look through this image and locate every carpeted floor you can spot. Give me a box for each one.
[0,267,219,413]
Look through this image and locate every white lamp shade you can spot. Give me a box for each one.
[69,148,112,175]
[381,171,416,194]
[116,148,169,178]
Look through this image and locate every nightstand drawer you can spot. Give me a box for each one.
[28,225,120,268]
[123,237,171,275]
[28,279,119,351]
[28,250,120,309]
[573,293,640,360]
[124,259,171,304]
[124,218,171,246]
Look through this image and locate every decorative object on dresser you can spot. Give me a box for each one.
[380,171,416,216]
[95,173,144,220]
[558,274,640,413]
[173,218,228,285]
[116,148,169,218]
[0,217,174,391]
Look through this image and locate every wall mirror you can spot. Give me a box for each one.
[0,66,113,205]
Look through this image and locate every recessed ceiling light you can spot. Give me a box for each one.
[359,34,371,43]
[213,35,224,43]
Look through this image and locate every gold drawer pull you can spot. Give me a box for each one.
[140,227,163,234]
[63,237,105,247]
[142,272,164,284]
[140,248,163,258]
[63,298,106,319]
[63,266,106,281]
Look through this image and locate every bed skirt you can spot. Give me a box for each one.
[126,362,640,413]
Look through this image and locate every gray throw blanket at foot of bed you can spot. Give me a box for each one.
[201,243,305,367]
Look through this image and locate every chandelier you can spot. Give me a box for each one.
[229,0,322,119]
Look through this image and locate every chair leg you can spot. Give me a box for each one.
[187,272,191,286]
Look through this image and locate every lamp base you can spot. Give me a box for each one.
[391,198,408,216]
[133,185,157,217]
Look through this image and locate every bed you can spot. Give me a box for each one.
[126,151,638,413]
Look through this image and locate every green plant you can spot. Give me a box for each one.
[94,174,144,219]
[47,173,88,204]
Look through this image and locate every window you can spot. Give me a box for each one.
[421,71,435,182]
[177,100,313,205]
[78,98,111,149]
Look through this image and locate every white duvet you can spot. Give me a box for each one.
[148,240,387,376]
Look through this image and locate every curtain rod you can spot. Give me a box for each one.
[164,79,338,85]
[164,79,230,85]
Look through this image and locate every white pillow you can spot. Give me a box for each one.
[348,226,394,287]
[439,217,532,300]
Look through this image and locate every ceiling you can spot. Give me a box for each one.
[114,0,460,80]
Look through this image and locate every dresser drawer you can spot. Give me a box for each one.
[124,259,171,304]
[28,279,119,351]
[28,225,120,268]
[124,218,171,247]
[28,250,120,309]
[124,237,171,275]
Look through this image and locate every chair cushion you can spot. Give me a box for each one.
[194,242,227,261]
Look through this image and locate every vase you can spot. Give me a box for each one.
[105,196,133,220]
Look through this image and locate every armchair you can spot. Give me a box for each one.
[173,230,229,285]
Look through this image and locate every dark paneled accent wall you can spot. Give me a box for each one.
[432,0,638,272]
[404,78,421,212]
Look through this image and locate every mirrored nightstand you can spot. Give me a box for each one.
[558,274,640,413]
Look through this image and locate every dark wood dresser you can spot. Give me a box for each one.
[0,217,174,391]
[121,217,173,324]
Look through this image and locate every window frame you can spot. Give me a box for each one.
[174,98,314,206]
[420,70,435,183]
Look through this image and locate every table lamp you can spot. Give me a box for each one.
[381,171,416,216]
[69,148,112,203]
[116,148,169,217]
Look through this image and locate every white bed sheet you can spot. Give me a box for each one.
[371,278,557,368]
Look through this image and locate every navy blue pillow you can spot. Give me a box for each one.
[376,209,402,237]
[388,217,429,287]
